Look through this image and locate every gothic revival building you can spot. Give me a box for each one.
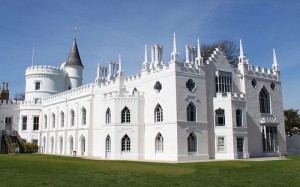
[0,33,287,161]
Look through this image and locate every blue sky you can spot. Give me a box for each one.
[0,0,299,110]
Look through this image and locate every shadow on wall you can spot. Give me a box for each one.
[286,135,300,155]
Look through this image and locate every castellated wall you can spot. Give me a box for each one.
[25,66,67,101]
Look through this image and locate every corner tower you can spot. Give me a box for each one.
[63,38,84,90]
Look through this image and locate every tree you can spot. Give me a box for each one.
[201,40,239,66]
[14,92,25,101]
[284,109,300,136]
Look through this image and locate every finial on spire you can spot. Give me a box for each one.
[171,32,179,62]
[73,26,78,39]
[173,32,177,53]
[144,44,148,63]
[197,38,201,58]
[119,54,122,70]
[239,39,244,58]
[273,48,278,65]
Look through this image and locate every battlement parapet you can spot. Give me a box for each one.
[246,65,278,80]
[42,83,94,104]
[125,74,142,83]
[215,92,245,101]
[20,100,42,108]
[26,66,66,76]
[104,90,144,99]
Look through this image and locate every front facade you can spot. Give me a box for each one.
[0,34,287,161]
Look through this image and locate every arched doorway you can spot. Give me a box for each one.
[80,136,85,156]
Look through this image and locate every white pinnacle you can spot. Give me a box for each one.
[239,39,244,58]
[273,48,278,65]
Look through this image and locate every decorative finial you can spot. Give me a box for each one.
[239,39,244,57]
[197,38,201,58]
[73,27,78,39]
[173,32,177,53]
[273,48,278,65]
[144,44,148,63]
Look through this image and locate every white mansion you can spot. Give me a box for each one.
[0,33,287,161]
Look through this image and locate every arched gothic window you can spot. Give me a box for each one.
[155,133,164,152]
[106,108,111,124]
[106,135,111,152]
[121,107,130,123]
[188,133,197,152]
[259,87,270,114]
[70,110,75,126]
[236,109,242,127]
[121,134,130,151]
[60,111,65,127]
[82,108,86,125]
[187,102,196,121]
[44,115,47,129]
[155,104,163,122]
[52,113,55,128]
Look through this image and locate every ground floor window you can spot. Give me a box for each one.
[121,134,130,151]
[106,135,111,152]
[188,133,197,152]
[217,137,225,152]
[262,126,278,152]
[236,137,244,153]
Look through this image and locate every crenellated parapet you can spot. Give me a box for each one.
[19,100,42,109]
[215,92,245,101]
[245,65,278,80]
[26,66,66,77]
[42,83,94,105]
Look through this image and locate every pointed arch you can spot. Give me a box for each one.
[155,104,163,122]
[155,133,164,152]
[44,115,48,129]
[121,106,130,123]
[52,113,55,128]
[43,136,46,154]
[187,132,197,152]
[59,136,63,154]
[70,109,75,126]
[69,136,74,155]
[106,135,111,152]
[106,108,111,124]
[81,107,87,125]
[50,136,54,154]
[60,111,65,127]
[259,87,270,113]
[187,102,196,121]
[121,134,130,151]
[80,135,85,156]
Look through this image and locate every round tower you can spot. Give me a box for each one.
[63,39,84,90]
[25,66,66,101]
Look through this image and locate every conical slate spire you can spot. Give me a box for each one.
[65,39,84,67]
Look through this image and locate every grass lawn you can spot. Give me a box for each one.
[0,155,300,187]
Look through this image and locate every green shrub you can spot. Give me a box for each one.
[24,142,38,153]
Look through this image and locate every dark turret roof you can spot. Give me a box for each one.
[65,39,84,67]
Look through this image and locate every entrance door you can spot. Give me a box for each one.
[237,137,244,159]
[5,117,12,134]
